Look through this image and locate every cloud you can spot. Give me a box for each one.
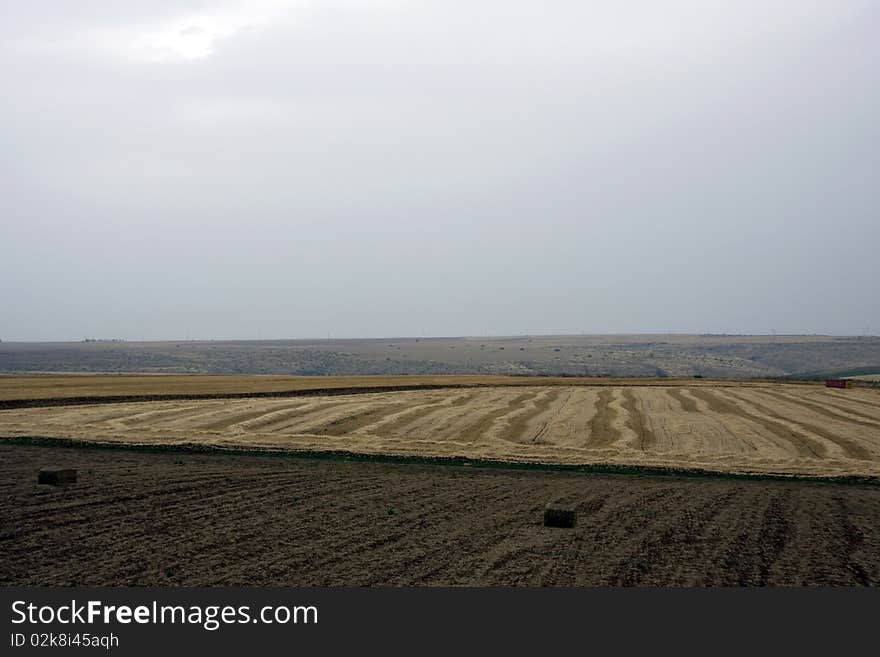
[130,9,271,61]
[1,1,878,339]
[2,1,312,63]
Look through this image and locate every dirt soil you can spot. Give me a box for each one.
[2,444,877,586]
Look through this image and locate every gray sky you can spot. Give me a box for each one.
[2,1,878,340]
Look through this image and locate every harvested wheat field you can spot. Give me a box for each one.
[2,381,880,478]
[1,443,878,586]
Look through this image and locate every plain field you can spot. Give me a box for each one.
[3,381,880,478]
[3,374,879,587]
[2,444,877,586]
[0,373,676,401]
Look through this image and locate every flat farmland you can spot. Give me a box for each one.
[0,373,671,402]
[3,381,880,478]
[2,444,878,586]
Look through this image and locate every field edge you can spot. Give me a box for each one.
[4,434,878,487]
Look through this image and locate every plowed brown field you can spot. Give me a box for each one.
[2,383,880,478]
[2,444,878,586]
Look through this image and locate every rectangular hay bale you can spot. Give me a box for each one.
[38,467,77,486]
[544,502,577,528]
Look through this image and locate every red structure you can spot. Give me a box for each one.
[825,379,849,389]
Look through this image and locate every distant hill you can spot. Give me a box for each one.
[2,334,879,379]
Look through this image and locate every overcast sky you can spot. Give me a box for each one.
[2,1,878,341]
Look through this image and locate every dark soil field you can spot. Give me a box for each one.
[2,443,878,586]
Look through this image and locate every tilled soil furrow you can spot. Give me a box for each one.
[605,488,740,586]
[390,479,592,585]
[754,490,795,585]
[2,476,296,548]
[3,472,421,584]
[201,478,472,584]
[835,496,871,586]
[459,490,621,585]
[596,488,704,585]
[707,489,794,586]
[3,445,880,586]
[276,483,517,577]
[355,486,537,585]
[484,486,690,586]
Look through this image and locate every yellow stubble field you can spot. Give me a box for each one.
[2,376,880,478]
